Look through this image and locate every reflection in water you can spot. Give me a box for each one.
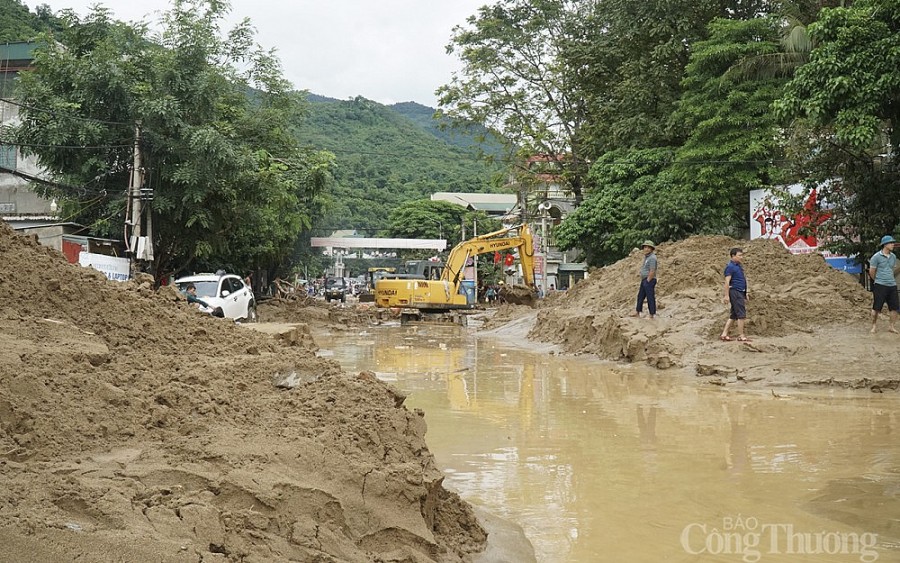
[326,325,900,562]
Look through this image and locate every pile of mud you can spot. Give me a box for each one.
[498,285,536,307]
[478,304,537,331]
[529,236,874,377]
[258,297,392,329]
[0,224,485,562]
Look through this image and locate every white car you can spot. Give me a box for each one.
[175,273,258,322]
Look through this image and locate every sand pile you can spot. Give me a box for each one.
[478,304,536,331]
[259,297,391,329]
[498,285,536,307]
[0,224,485,562]
[528,236,881,383]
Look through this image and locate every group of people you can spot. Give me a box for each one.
[630,234,900,340]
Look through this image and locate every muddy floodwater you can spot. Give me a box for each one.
[322,324,899,562]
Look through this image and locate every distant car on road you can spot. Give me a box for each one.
[175,272,258,322]
[324,276,349,303]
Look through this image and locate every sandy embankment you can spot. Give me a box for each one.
[485,236,899,391]
[0,223,486,563]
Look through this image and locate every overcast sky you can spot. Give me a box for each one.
[37,0,487,107]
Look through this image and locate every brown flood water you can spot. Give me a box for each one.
[323,324,899,563]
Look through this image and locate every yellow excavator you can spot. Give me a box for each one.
[374,223,536,323]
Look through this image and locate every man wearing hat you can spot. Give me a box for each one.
[630,240,658,319]
[868,235,900,333]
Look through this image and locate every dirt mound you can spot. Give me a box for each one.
[258,298,393,329]
[498,284,536,307]
[0,223,485,562]
[478,303,537,331]
[528,236,872,375]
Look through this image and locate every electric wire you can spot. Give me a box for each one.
[0,140,132,149]
[0,97,131,127]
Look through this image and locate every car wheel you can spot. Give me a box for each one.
[340,294,346,303]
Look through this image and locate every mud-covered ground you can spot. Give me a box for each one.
[0,224,486,563]
[484,236,899,392]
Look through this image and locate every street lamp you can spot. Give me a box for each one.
[427,220,443,241]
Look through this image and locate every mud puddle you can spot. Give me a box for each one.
[322,324,899,562]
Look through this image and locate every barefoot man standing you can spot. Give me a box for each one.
[869,235,900,333]
[720,247,750,342]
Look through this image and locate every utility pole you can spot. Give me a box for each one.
[126,121,153,274]
[126,122,141,256]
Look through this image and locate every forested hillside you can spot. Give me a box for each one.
[389,101,504,157]
[0,0,58,42]
[294,95,504,234]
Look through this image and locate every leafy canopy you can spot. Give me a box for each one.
[558,15,790,265]
[384,198,501,259]
[438,0,595,202]
[12,0,333,278]
[775,0,900,258]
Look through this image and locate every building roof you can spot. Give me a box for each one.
[431,192,517,213]
[0,41,38,68]
[5,218,81,229]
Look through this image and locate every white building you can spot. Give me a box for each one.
[1,42,59,232]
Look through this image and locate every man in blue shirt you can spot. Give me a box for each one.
[869,235,899,333]
[720,247,750,342]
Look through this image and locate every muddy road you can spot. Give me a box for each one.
[320,323,900,563]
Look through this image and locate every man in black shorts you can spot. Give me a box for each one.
[720,248,750,342]
[869,235,899,333]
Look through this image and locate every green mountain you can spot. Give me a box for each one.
[0,0,59,42]
[294,95,506,234]
[388,101,505,157]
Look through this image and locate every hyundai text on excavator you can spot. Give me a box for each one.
[374,223,536,324]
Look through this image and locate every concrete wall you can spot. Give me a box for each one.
[17,224,67,252]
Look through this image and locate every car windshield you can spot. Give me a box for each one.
[178,280,218,298]
[325,278,343,289]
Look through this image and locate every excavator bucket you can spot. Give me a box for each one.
[499,284,537,307]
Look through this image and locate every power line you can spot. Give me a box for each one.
[0,140,132,149]
[0,164,112,196]
[0,97,131,127]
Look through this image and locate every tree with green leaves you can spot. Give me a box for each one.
[10,0,332,280]
[557,15,791,265]
[384,199,501,259]
[554,148,703,265]
[667,17,789,233]
[576,0,770,155]
[775,0,900,259]
[437,0,595,203]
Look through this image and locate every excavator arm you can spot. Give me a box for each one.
[441,224,535,290]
